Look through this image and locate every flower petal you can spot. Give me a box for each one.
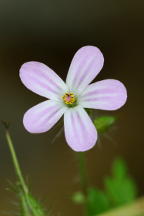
[64,106,97,152]
[20,61,68,100]
[79,79,127,110]
[66,46,104,94]
[23,100,67,133]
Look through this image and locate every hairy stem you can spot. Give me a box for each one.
[5,130,29,196]
[3,124,45,216]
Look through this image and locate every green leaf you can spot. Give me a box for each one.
[87,187,110,215]
[112,158,127,180]
[104,158,138,208]
[94,116,116,133]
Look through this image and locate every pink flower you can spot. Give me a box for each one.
[19,46,127,152]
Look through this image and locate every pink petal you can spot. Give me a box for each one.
[79,79,127,110]
[64,106,97,152]
[20,61,68,100]
[23,100,67,133]
[66,46,104,94]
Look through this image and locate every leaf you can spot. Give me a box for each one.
[87,187,110,215]
[112,158,127,180]
[104,158,138,208]
[94,116,116,133]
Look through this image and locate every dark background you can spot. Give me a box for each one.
[0,0,144,215]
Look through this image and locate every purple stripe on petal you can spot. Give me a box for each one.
[82,87,118,98]
[23,62,65,91]
[20,61,67,100]
[67,53,89,86]
[23,100,67,133]
[70,111,79,139]
[29,75,59,95]
[83,96,115,102]
[41,108,61,126]
[34,107,58,126]
[66,46,104,93]
[36,104,57,116]
[32,66,63,91]
[80,79,127,110]
[74,57,96,89]
[75,111,89,146]
[64,106,97,152]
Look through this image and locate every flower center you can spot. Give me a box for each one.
[62,92,77,106]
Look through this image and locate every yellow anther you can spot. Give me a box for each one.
[62,93,76,105]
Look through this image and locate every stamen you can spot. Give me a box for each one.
[62,93,77,106]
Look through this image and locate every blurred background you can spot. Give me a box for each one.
[0,0,144,215]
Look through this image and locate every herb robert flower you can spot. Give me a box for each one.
[20,46,127,152]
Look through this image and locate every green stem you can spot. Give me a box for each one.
[76,152,88,195]
[20,194,32,216]
[4,126,43,216]
[5,129,29,196]
[76,152,89,216]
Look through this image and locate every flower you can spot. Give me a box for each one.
[19,46,127,152]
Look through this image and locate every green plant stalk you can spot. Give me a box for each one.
[76,152,88,195]
[76,152,89,216]
[5,130,29,196]
[5,128,44,216]
[20,194,32,216]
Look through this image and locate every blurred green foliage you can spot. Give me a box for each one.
[72,191,85,204]
[73,158,138,216]
[94,116,116,133]
[104,159,137,208]
[87,188,110,215]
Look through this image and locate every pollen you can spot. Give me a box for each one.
[62,93,76,105]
